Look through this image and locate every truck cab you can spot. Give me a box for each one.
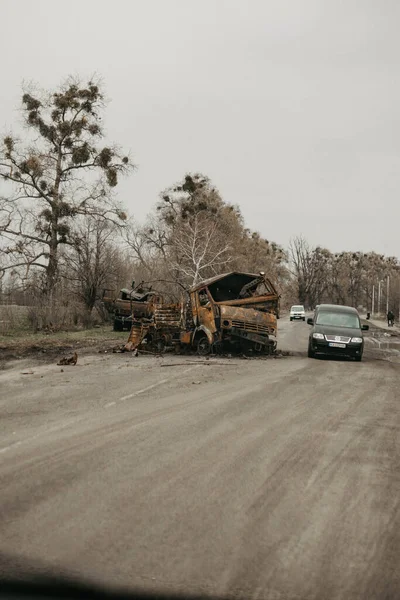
[184,272,280,354]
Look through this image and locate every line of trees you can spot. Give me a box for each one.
[1,77,399,330]
[289,236,400,314]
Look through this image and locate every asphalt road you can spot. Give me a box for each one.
[1,318,400,600]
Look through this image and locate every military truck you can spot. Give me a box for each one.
[181,271,280,354]
[102,281,158,331]
[123,272,280,354]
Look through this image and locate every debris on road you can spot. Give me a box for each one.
[57,352,78,366]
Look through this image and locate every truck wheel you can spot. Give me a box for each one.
[113,319,123,332]
[196,335,211,356]
[153,338,166,354]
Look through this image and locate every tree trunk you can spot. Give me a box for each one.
[44,220,59,299]
[298,280,307,305]
[44,148,63,299]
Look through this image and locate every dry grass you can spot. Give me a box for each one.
[0,305,30,334]
[0,299,109,336]
[0,327,128,363]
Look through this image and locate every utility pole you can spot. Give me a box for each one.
[372,284,375,316]
[378,280,382,315]
[386,275,390,315]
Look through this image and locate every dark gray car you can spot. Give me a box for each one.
[307,304,369,361]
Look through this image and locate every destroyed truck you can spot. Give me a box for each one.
[124,272,280,355]
[102,282,158,331]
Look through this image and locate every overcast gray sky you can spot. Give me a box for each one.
[2,0,400,256]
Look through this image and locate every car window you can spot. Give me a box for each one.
[316,311,360,328]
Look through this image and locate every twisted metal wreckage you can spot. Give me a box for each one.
[116,272,280,355]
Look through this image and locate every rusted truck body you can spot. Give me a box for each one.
[124,272,280,354]
[102,285,158,331]
[182,272,279,354]
[124,300,182,352]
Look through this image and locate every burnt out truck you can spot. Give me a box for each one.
[123,272,280,354]
[102,282,159,331]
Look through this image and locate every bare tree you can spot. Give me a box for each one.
[289,236,317,306]
[123,217,168,274]
[63,216,121,314]
[289,236,331,307]
[231,229,288,282]
[124,174,287,294]
[169,212,232,285]
[0,78,133,298]
[148,173,238,288]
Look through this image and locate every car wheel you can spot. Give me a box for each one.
[290,317,293,321]
[307,343,315,358]
[303,317,306,321]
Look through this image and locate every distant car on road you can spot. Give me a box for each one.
[307,304,369,361]
[290,305,306,321]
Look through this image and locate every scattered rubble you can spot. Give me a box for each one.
[57,352,78,366]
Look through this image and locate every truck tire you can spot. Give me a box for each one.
[113,319,123,332]
[196,335,211,356]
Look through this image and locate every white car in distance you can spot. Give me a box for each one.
[290,305,306,321]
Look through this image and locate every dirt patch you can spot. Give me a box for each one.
[0,343,74,366]
[0,327,291,368]
[108,346,292,360]
[0,329,127,368]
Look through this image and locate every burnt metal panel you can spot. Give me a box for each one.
[124,321,150,352]
[190,272,278,295]
[230,328,273,346]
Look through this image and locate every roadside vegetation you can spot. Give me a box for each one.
[0,326,127,364]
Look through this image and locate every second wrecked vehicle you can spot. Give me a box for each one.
[124,272,280,355]
[102,281,158,331]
